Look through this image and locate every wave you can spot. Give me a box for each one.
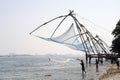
[48,58,74,63]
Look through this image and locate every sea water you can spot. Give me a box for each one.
[0,54,111,80]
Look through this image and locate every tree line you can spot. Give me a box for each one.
[111,19,120,55]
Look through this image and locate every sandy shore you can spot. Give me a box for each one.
[99,64,120,80]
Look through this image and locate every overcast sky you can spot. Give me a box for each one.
[0,0,120,55]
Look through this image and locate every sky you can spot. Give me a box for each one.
[0,0,120,55]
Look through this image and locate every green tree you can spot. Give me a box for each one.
[111,35,120,53]
[112,19,120,37]
[111,19,120,54]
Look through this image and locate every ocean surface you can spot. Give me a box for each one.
[0,54,111,80]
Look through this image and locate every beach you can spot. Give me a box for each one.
[99,64,120,80]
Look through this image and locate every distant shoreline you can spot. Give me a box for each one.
[0,54,32,57]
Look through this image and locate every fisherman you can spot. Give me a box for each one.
[100,58,103,64]
[116,59,119,69]
[80,60,86,74]
[80,60,86,79]
[95,59,99,72]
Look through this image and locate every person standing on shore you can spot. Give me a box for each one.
[80,60,86,79]
[96,59,99,72]
[80,60,86,74]
[116,59,119,69]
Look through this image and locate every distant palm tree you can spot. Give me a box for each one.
[111,19,120,55]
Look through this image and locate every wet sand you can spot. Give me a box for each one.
[99,64,120,80]
[85,63,110,80]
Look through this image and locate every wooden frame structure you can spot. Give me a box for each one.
[30,10,111,63]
